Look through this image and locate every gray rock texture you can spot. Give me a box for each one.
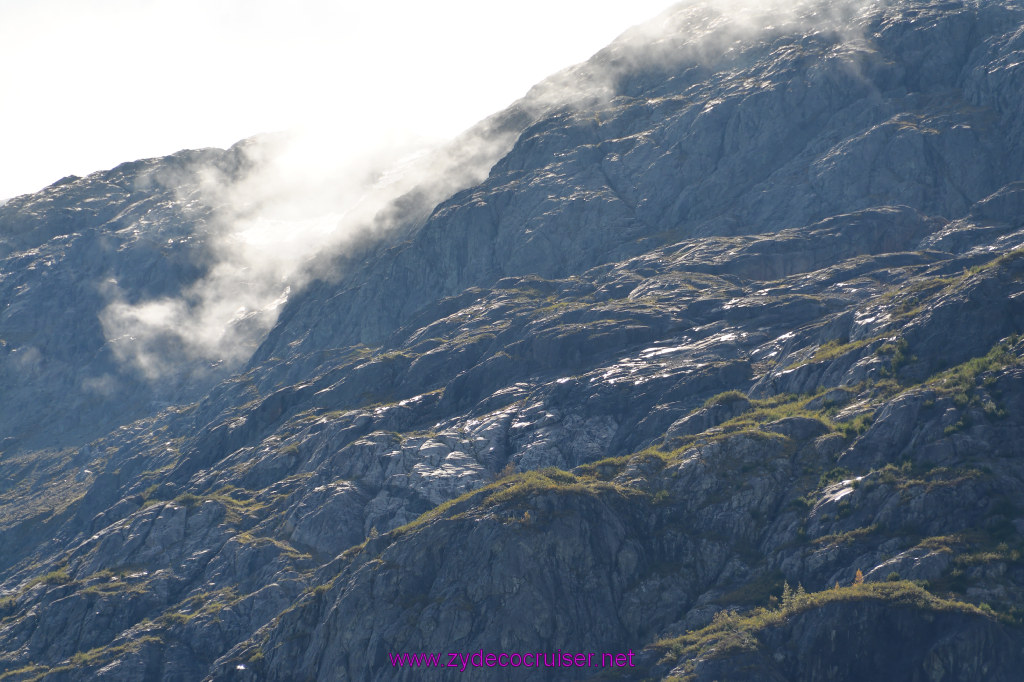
[4,1,1024,680]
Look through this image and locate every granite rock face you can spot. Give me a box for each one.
[4,1,1024,680]
[0,149,236,450]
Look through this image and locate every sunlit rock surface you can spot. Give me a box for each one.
[4,1,1024,680]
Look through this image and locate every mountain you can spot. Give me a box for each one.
[4,0,1024,679]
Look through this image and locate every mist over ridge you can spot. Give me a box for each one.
[99,0,909,384]
[0,0,679,203]
[3,0,1024,680]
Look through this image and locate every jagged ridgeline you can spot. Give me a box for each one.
[4,0,1024,679]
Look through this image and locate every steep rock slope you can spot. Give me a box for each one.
[0,148,242,449]
[254,0,1024,365]
[3,1,1024,680]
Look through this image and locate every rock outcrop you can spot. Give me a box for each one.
[3,1,1024,680]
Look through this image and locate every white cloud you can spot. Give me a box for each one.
[98,120,520,379]
[0,0,676,200]
[15,0,890,381]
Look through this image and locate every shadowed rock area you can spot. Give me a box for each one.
[4,1,1024,680]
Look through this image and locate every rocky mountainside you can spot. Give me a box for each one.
[0,147,242,451]
[4,0,1024,679]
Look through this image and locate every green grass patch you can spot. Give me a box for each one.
[861,462,984,493]
[234,531,310,560]
[0,663,50,681]
[965,247,1024,276]
[577,446,669,480]
[702,390,748,409]
[531,295,590,317]
[653,581,991,676]
[925,339,1020,407]
[172,492,203,509]
[669,391,839,449]
[68,635,163,668]
[812,524,879,546]
[482,469,639,507]
[162,486,271,525]
[23,566,73,591]
[374,349,415,362]
[835,412,874,438]
[159,587,240,626]
[80,570,152,597]
[954,542,1021,568]
[728,393,825,425]
[912,535,962,553]
[41,568,72,585]
[451,331,498,347]
[817,467,853,489]
[786,333,892,370]
[387,468,641,540]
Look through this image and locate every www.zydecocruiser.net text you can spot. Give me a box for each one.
[389,649,638,671]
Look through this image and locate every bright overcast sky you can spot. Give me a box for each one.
[0,0,676,201]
